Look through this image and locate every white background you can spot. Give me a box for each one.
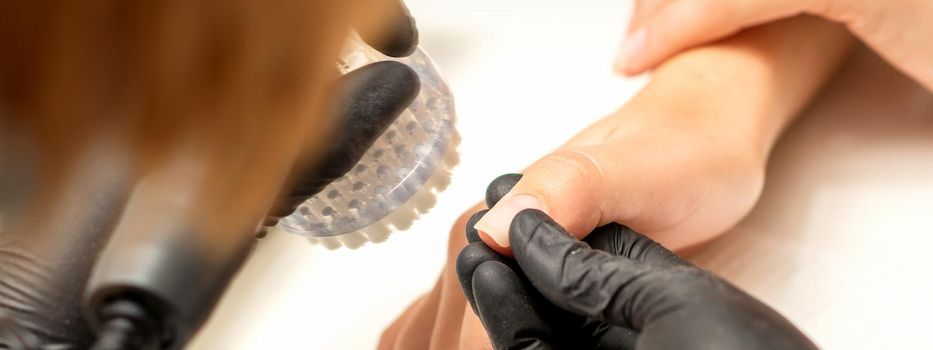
[191,0,933,349]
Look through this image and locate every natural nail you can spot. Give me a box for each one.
[474,194,545,248]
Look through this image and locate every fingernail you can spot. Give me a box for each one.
[615,28,646,74]
[474,194,544,248]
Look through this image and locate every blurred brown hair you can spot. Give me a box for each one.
[0,0,389,235]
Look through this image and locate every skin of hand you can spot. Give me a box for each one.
[459,201,817,349]
[616,0,933,91]
[379,202,494,350]
[384,174,814,350]
[379,176,529,350]
[475,16,854,256]
[383,16,855,349]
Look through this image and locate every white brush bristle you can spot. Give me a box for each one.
[307,138,459,249]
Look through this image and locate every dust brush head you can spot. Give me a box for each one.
[276,37,458,249]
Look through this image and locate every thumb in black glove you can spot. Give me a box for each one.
[458,174,817,350]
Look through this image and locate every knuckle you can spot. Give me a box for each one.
[530,149,605,193]
[455,245,481,276]
[523,149,607,236]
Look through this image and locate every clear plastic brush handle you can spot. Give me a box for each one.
[277,38,458,248]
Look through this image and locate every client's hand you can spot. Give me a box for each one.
[474,99,766,255]
[615,0,933,91]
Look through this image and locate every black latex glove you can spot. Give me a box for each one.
[0,25,420,350]
[457,174,817,350]
[357,0,419,58]
[265,0,420,226]
[263,59,420,228]
[0,163,129,350]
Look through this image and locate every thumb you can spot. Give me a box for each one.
[508,209,667,329]
[616,0,817,75]
[475,146,640,254]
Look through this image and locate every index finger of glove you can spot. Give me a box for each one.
[268,61,419,221]
[358,0,418,57]
[510,209,660,329]
[472,260,557,350]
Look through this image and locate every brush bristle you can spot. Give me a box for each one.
[309,131,460,249]
[277,41,458,249]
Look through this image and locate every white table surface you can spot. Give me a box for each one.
[190,1,933,349]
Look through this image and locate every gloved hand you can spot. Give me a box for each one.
[458,174,816,350]
[263,56,421,229]
[356,0,419,58]
[0,6,420,348]
[264,0,420,229]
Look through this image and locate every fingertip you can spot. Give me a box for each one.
[471,261,523,331]
[339,61,419,132]
[485,173,522,207]
[612,59,630,77]
[471,261,533,321]
[364,1,418,57]
[473,194,544,252]
[613,61,648,77]
[455,244,482,285]
[472,261,518,295]
[478,230,513,257]
[613,27,647,76]
[465,209,489,243]
[456,242,502,311]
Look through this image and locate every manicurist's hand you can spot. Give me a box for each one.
[616,0,933,91]
[459,205,817,350]
[462,175,813,349]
